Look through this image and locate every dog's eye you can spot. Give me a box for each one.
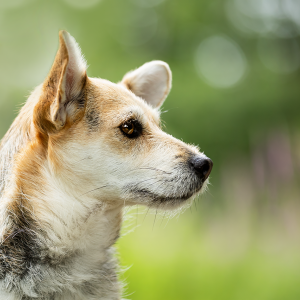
[120,120,142,138]
[121,122,134,135]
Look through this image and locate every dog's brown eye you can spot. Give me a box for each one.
[120,120,142,139]
[121,123,134,135]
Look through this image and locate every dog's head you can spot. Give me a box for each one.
[33,31,212,209]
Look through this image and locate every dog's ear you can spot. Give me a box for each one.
[34,30,87,134]
[121,61,172,108]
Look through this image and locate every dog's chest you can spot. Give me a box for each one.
[39,206,123,299]
[0,204,123,300]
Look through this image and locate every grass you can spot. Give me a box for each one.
[118,201,300,300]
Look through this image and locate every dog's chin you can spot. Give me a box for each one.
[126,180,208,210]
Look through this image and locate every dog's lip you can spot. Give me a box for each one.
[128,184,203,203]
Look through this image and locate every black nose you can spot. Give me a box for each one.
[189,156,213,181]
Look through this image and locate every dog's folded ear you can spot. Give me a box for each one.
[34,30,87,134]
[121,61,172,108]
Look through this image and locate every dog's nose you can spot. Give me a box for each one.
[189,156,213,181]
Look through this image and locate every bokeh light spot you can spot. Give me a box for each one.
[226,0,300,38]
[195,35,247,88]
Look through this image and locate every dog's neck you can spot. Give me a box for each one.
[37,162,124,253]
[12,142,123,253]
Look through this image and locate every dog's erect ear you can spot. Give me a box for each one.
[121,61,172,108]
[34,30,87,134]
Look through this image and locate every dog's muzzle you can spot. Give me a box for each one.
[123,154,213,205]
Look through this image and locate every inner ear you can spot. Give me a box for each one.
[34,30,87,134]
[121,61,172,108]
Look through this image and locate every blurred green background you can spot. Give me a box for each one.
[1,0,300,299]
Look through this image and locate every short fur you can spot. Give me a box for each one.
[0,31,212,300]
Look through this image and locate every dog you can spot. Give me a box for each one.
[0,31,213,300]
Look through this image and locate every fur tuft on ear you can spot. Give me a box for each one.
[34,30,87,135]
[61,31,87,99]
[122,61,172,108]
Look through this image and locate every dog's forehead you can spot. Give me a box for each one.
[88,77,160,124]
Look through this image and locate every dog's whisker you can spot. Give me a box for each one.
[136,167,172,175]
[159,211,166,227]
[133,177,159,185]
[124,177,161,192]
[80,185,110,196]
[194,200,198,211]
[142,207,150,224]
[122,166,172,175]
[152,209,158,231]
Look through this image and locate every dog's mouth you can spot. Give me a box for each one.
[122,159,212,207]
[132,188,198,203]
[124,179,204,206]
